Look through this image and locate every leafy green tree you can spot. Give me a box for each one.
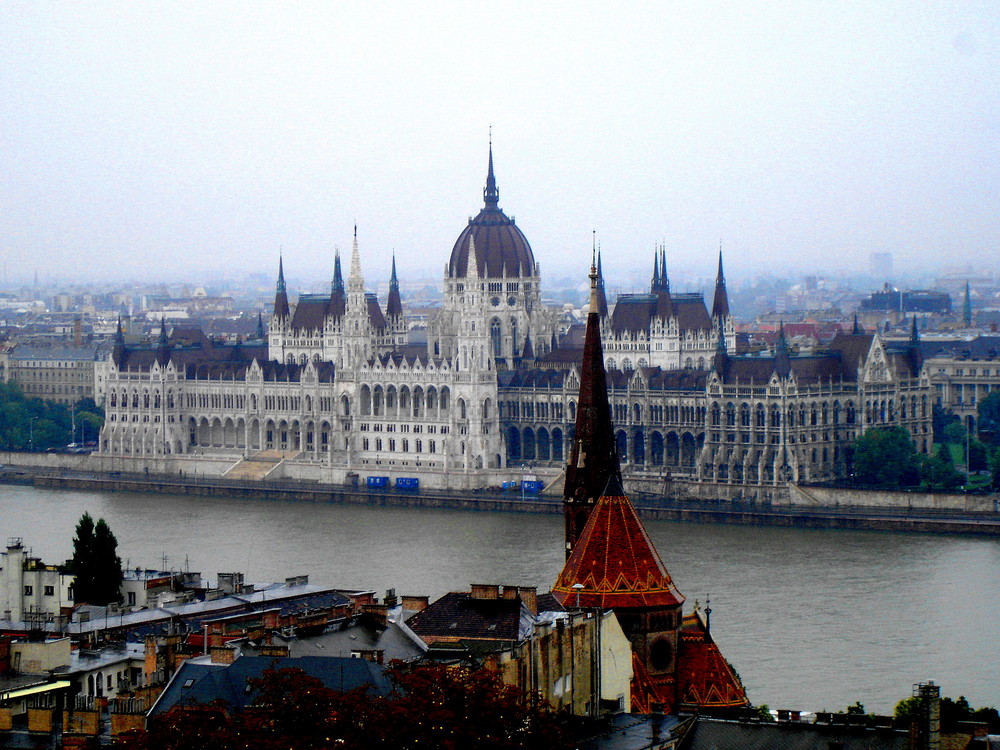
[895,693,1000,734]
[968,439,988,472]
[978,391,1000,445]
[943,420,967,445]
[932,403,960,443]
[920,453,964,491]
[991,448,1000,490]
[851,427,921,489]
[68,513,123,605]
[0,382,103,450]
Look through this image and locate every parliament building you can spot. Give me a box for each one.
[99,149,934,492]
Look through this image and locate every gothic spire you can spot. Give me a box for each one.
[273,256,290,318]
[852,313,863,335]
[332,250,344,295]
[712,317,729,377]
[563,254,621,557]
[774,321,791,378]
[711,246,730,319]
[963,281,972,326]
[112,316,125,367]
[910,315,920,343]
[256,311,265,340]
[660,247,669,293]
[594,237,609,318]
[483,132,499,209]
[386,254,403,318]
[651,250,661,292]
[156,316,170,366]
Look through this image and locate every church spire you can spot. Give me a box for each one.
[256,311,265,340]
[711,246,730,319]
[483,131,499,209]
[651,250,661,292]
[963,281,973,326]
[852,313,863,335]
[563,252,621,557]
[910,314,920,343]
[593,233,609,318]
[273,256,290,318]
[155,316,170,366]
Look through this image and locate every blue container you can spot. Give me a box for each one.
[502,481,520,491]
[366,476,389,488]
[522,480,544,493]
[396,477,419,490]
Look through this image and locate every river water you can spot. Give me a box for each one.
[2,485,998,714]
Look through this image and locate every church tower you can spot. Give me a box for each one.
[553,264,747,713]
[562,254,620,556]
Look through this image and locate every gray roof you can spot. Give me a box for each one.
[680,717,910,750]
[149,655,392,717]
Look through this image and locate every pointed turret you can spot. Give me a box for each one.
[910,315,920,343]
[852,313,863,335]
[256,311,266,340]
[651,251,662,292]
[483,135,499,209]
[386,255,403,318]
[112,316,125,367]
[660,247,669,294]
[521,333,534,359]
[273,256,290,319]
[595,248,609,318]
[711,248,730,319]
[963,281,972,326]
[712,317,729,378]
[332,251,344,295]
[563,254,621,557]
[156,317,170,366]
[774,321,791,378]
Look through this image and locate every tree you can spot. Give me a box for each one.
[851,427,921,489]
[896,693,1000,734]
[943,420,967,445]
[68,513,123,605]
[118,663,571,750]
[978,391,1000,445]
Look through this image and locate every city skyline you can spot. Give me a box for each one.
[3,3,998,285]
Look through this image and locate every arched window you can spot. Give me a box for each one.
[490,318,502,358]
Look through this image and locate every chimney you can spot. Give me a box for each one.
[210,646,238,665]
[401,596,428,613]
[470,584,498,600]
[384,589,398,608]
[501,586,519,600]
[910,682,940,750]
[361,604,389,629]
[518,587,538,615]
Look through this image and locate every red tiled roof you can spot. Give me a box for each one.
[675,612,748,709]
[552,479,684,610]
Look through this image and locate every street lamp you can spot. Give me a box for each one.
[572,582,584,610]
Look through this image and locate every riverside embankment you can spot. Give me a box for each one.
[3,460,999,536]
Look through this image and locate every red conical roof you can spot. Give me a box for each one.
[553,476,684,610]
[675,611,748,709]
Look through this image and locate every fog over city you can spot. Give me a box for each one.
[2,2,998,288]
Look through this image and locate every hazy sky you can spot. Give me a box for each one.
[3,2,998,290]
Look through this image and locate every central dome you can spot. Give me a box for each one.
[448,148,535,279]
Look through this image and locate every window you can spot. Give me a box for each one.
[44,585,54,597]
[24,585,33,596]
[128,591,136,606]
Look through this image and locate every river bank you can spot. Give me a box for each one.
[3,462,999,536]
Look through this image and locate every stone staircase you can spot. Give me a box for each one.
[223,450,301,481]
